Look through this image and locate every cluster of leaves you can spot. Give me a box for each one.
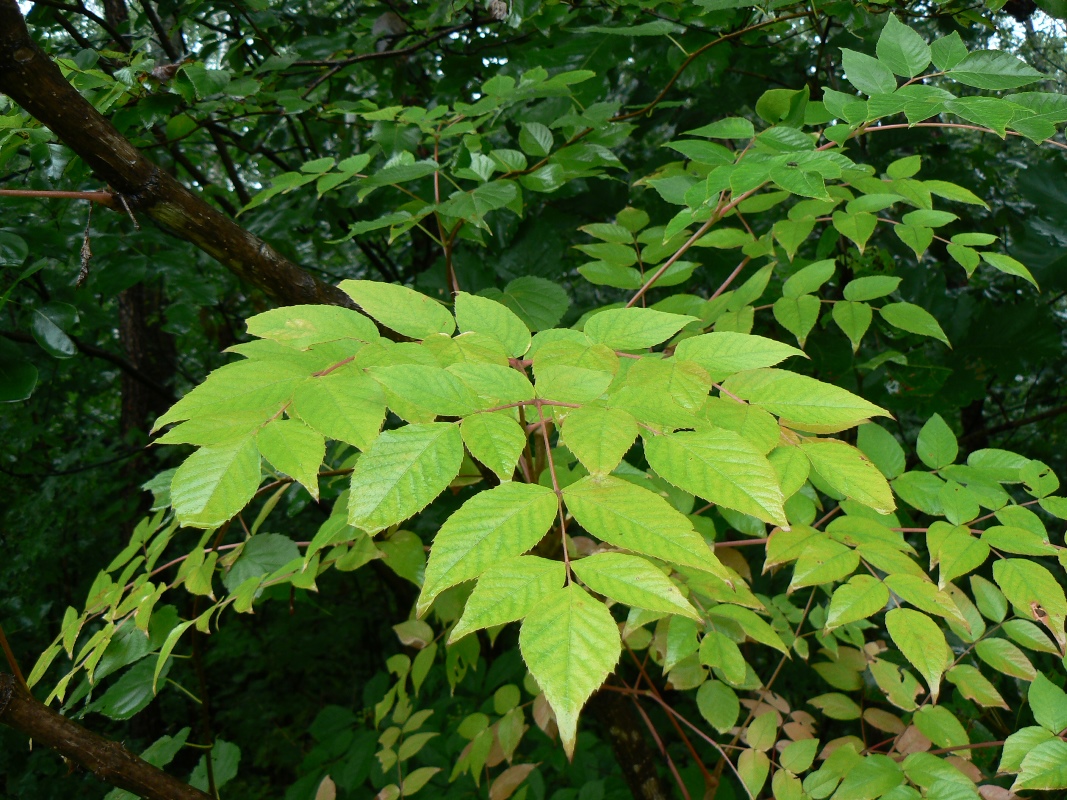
[7,1,1067,799]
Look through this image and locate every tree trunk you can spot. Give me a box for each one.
[587,691,671,800]
[0,673,213,800]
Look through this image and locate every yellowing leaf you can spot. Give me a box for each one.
[450,556,566,642]
[572,553,700,620]
[801,439,895,514]
[245,304,379,349]
[519,584,621,757]
[349,423,464,533]
[460,412,527,481]
[644,429,787,525]
[561,406,638,474]
[418,482,558,614]
[256,419,325,500]
[674,332,805,382]
[340,279,456,339]
[885,608,951,702]
[584,307,697,350]
[454,292,531,357]
[171,436,262,528]
[722,369,891,433]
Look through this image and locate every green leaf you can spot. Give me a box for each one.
[832,301,872,351]
[924,180,988,207]
[171,436,262,528]
[256,419,324,500]
[801,440,894,513]
[981,252,1039,288]
[572,552,699,620]
[947,244,980,276]
[826,575,889,628]
[917,413,958,469]
[450,556,566,642]
[783,259,835,297]
[894,224,933,260]
[841,49,897,96]
[773,218,816,261]
[699,630,747,684]
[339,280,455,339]
[645,429,787,525]
[291,371,385,451]
[773,295,822,347]
[722,368,891,433]
[418,482,558,614]
[519,584,621,757]
[372,364,479,418]
[684,117,755,139]
[1029,672,1067,733]
[1014,740,1067,791]
[454,292,531,357]
[245,305,379,349]
[707,604,789,654]
[584,307,697,350]
[438,180,519,224]
[0,337,38,402]
[976,637,1037,681]
[876,16,932,78]
[460,412,526,482]
[1001,726,1055,773]
[885,608,951,702]
[674,332,806,382]
[879,302,950,346]
[738,750,770,797]
[843,276,902,302]
[994,559,1067,646]
[930,32,968,71]
[857,423,906,479]
[348,423,464,533]
[497,277,570,331]
[697,680,740,733]
[937,528,989,588]
[832,211,878,252]
[949,50,1043,90]
[519,122,553,156]
[31,303,77,358]
[945,664,1007,708]
[780,738,819,774]
[562,475,730,576]
[223,533,301,592]
[561,406,638,475]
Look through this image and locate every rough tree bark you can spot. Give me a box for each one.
[0,0,351,309]
[0,673,212,800]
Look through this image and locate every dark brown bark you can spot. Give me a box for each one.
[0,0,352,309]
[0,672,213,800]
[587,691,671,800]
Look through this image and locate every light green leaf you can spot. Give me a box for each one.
[801,440,894,513]
[707,604,789,654]
[894,224,933,260]
[917,413,958,469]
[937,528,988,588]
[454,292,531,357]
[562,475,730,577]
[826,575,889,629]
[885,608,951,702]
[783,260,835,297]
[450,556,566,642]
[171,436,261,528]
[699,630,747,684]
[584,307,697,350]
[842,49,897,95]
[1014,740,1067,791]
[738,750,770,797]
[697,680,740,733]
[1029,672,1067,733]
[497,277,570,331]
[832,211,878,252]
[561,406,638,474]
[460,412,526,482]
[981,252,1039,288]
[949,50,1043,90]
[876,15,932,78]
[832,301,872,351]
[994,559,1067,647]
[372,364,479,417]
[843,276,902,302]
[674,332,806,382]
[976,637,1037,681]
[722,368,891,433]
[879,302,950,346]
[857,423,906,479]
[685,117,755,139]
[945,664,1007,708]
[418,482,558,614]
[519,584,621,757]
[773,295,822,347]
[339,280,456,339]
[291,370,385,451]
[348,423,464,533]
[930,32,968,71]
[645,429,787,525]
[573,553,699,620]
[256,419,325,500]
[245,305,379,349]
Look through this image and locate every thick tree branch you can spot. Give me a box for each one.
[0,673,213,800]
[0,0,352,308]
[959,402,1067,444]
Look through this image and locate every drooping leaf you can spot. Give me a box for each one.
[340,280,456,339]
[885,608,951,702]
[801,439,895,513]
[561,406,638,474]
[450,556,566,642]
[171,436,262,528]
[460,412,527,481]
[454,292,531,358]
[245,305,379,349]
[519,584,621,757]
[256,419,325,500]
[584,307,697,350]
[674,332,806,382]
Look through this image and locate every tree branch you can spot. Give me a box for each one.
[959,402,1067,444]
[0,0,352,309]
[0,673,213,800]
